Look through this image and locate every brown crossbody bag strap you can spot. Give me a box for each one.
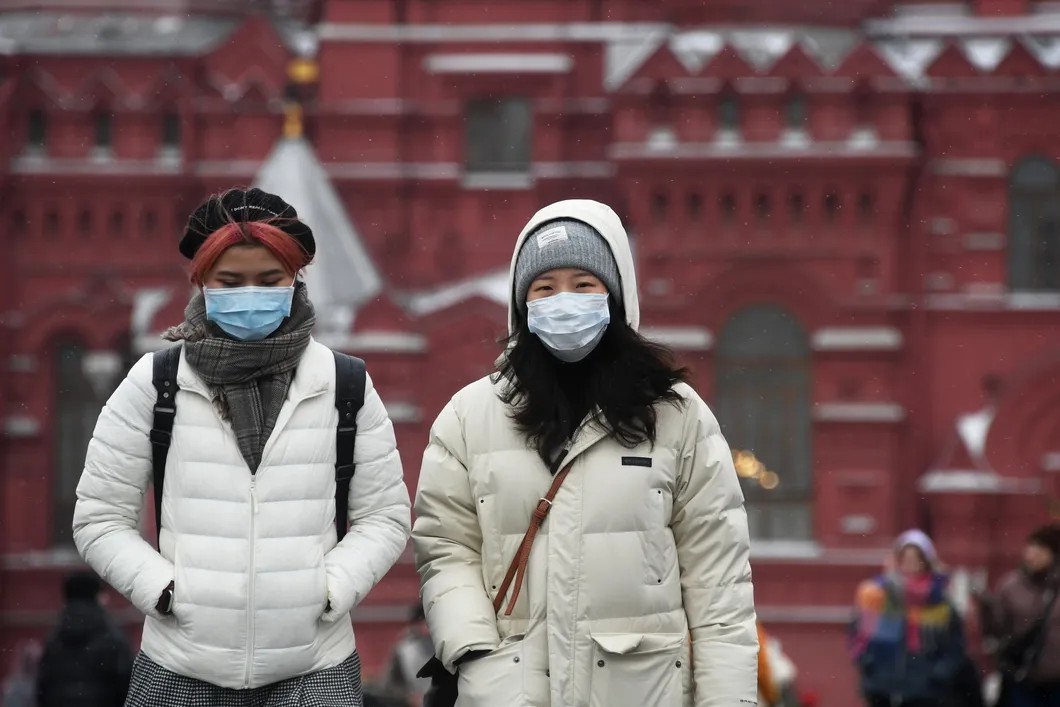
[492,461,574,616]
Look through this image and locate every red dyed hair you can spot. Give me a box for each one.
[189,220,311,285]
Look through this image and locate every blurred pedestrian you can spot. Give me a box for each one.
[72,187,411,706]
[35,572,131,707]
[383,604,435,706]
[851,529,966,707]
[2,640,41,707]
[981,524,1060,707]
[413,199,758,706]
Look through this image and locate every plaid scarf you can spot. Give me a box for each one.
[163,283,316,472]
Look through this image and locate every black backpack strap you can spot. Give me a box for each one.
[333,352,367,542]
[150,345,181,548]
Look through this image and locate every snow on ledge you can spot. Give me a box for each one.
[812,327,903,351]
[385,402,423,424]
[750,540,822,560]
[640,326,713,350]
[2,547,84,569]
[401,270,510,317]
[425,52,573,74]
[814,402,905,423]
[919,469,1041,494]
[313,331,427,354]
[3,415,40,438]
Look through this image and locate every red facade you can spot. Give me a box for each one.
[3,1,1060,703]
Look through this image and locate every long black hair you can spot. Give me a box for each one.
[495,300,688,465]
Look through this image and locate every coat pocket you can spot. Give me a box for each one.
[315,546,329,618]
[171,540,188,623]
[589,633,685,707]
[455,639,526,707]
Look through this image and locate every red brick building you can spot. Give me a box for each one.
[3,0,1060,703]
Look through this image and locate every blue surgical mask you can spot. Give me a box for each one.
[203,285,295,341]
[526,292,610,362]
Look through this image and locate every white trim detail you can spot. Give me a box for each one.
[840,514,878,534]
[12,157,183,176]
[425,52,572,74]
[318,22,669,43]
[462,172,534,190]
[813,402,906,423]
[811,327,903,351]
[1041,452,1060,472]
[3,415,41,438]
[610,140,917,161]
[313,331,428,354]
[533,161,615,179]
[867,12,1060,36]
[919,469,1042,494]
[640,326,714,350]
[931,158,1008,177]
[964,232,1006,251]
[385,402,423,424]
[749,540,822,560]
[926,292,1060,311]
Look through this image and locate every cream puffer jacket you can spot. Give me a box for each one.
[73,339,411,689]
[412,199,758,707]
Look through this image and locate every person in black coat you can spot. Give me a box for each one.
[36,572,132,707]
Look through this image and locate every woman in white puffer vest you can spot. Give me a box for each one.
[412,199,758,707]
[72,187,411,707]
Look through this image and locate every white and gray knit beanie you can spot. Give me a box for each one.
[513,219,622,313]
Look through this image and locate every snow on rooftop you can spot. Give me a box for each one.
[962,37,1011,72]
[0,12,238,56]
[669,31,724,73]
[401,270,509,318]
[1025,35,1060,68]
[956,406,995,462]
[130,287,176,337]
[875,38,944,80]
[605,30,668,91]
[728,30,795,71]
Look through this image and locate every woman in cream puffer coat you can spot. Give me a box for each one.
[412,199,758,707]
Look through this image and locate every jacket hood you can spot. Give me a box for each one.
[507,199,639,334]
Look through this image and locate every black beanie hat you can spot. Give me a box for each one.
[179,187,315,260]
[63,571,101,602]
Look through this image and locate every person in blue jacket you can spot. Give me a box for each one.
[850,530,967,707]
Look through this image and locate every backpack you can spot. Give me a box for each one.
[148,344,366,546]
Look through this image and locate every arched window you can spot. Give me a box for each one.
[687,191,703,222]
[651,190,669,222]
[715,305,812,540]
[1009,156,1060,292]
[785,92,808,130]
[52,341,97,544]
[718,91,740,133]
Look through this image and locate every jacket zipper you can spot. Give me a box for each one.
[244,475,258,688]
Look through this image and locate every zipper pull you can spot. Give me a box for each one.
[250,478,259,515]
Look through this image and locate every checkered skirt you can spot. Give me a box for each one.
[124,651,363,707]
